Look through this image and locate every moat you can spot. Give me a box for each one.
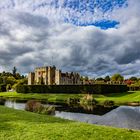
[2,99,140,130]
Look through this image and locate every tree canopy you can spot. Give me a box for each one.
[111,73,124,82]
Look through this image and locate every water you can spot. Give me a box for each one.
[4,100,115,115]
[55,106,140,130]
[5,100,26,110]
[3,100,140,130]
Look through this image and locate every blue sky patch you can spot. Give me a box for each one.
[79,20,120,29]
[62,0,128,29]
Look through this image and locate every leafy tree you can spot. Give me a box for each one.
[12,78,28,90]
[0,77,3,84]
[15,73,22,79]
[12,66,17,76]
[2,76,7,85]
[129,77,138,81]
[6,84,11,91]
[85,76,89,81]
[96,77,104,81]
[111,73,124,82]
[0,69,27,90]
[6,76,16,85]
[104,76,110,82]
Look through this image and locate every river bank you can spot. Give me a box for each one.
[0,91,140,105]
[0,106,140,140]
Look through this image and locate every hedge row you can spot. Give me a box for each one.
[128,86,140,91]
[16,84,128,94]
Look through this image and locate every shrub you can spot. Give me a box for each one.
[104,100,115,107]
[25,100,55,115]
[41,106,55,115]
[80,94,98,105]
[67,98,80,105]
[25,100,38,112]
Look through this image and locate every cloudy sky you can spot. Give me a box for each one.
[0,0,140,78]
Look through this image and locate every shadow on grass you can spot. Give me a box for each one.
[104,92,135,97]
[0,122,12,131]
[0,106,73,131]
[0,110,71,124]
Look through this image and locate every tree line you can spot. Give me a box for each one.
[0,67,27,92]
[82,73,140,86]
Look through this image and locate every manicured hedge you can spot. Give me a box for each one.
[16,84,128,94]
[128,86,140,91]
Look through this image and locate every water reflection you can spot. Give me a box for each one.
[55,111,99,123]
[80,104,96,111]
[4,99,116,115]
[5,100,25,110]
[55,106,140,130]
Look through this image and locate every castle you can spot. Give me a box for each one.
[28,66,81,85]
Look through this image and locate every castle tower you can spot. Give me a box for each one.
[35,67,48,85]
[28,72,35,85]
[48,66,56,85]
[55,70,61,85]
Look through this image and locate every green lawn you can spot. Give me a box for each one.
[0,106,140,140]
[0,92,82,103]
[94,91,140,104]
[0,91,140,105]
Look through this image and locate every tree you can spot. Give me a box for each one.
[85,76,89,81]
[12,66,17,76]
[104,76,110,82]
[0,77,3,84]
[96,77,104,81]
[111,73,124,83]
[15,73,22,79]
[6,84,11,91]
[12,78,28,90]
[6,76,16,85]
[129,77,138,81]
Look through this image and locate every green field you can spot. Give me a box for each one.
[0,91,140,105]
[0,106,140,140]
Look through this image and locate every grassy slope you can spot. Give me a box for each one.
[0,91,140,104]
[0,106,140,140]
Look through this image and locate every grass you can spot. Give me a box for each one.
[0,92,82,103]
[94,91,140,105]
[0,91,140,105]
[0,105,140,140]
